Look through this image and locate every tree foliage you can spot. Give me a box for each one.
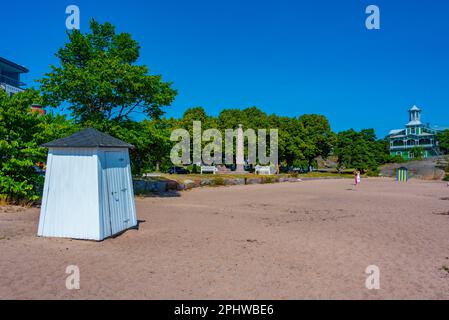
[38,19,177,124]
[297,114,335,166]
[107,119,173,174]
[172,106,338,168]
[0,90,73,202]
[409,146,425,160]
[438,130,449,154]
[334,128,387,172]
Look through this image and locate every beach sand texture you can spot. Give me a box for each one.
[1,178,449,299]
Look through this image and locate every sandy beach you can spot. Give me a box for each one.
[1,178,449,299]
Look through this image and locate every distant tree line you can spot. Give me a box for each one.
[0,88,399,203]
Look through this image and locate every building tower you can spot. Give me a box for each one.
[406,105,423,135]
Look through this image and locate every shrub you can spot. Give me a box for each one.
[290,172,299,178]
[212,177,225,186]
[366,168,380,177]
[387,155,406,164]
[0,89,73,203]
[263,177,274,183]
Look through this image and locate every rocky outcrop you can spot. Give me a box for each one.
[133,175,303,195]
[133,180,168,194]
[379,156,448,180]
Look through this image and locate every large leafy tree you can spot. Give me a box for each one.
[180,107,213,130]
[334,128,388,172]
[0,90,73,202]
[39,19,177,125]
[297,114,335,167]
[273,117,305,167]
[108,119,173,174]
[217,108,246,130]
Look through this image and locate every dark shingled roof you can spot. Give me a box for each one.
[42,128,134,149]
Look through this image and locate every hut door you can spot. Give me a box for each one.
[105,151,131,235]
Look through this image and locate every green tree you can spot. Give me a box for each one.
[437,129,449,154]
[0,90,73,203]
[334,129,379,172]
[39,19,177,125]
[217,108,246,130]
[275,117,305,166]
[107,119,172,174]
[180,106,212,130]
[242,107,268,129]
[297,114,335,167]
[409,146,425,160]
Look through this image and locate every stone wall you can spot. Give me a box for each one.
[133,176,303,195]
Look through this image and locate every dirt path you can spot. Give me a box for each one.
[1,178,449,299]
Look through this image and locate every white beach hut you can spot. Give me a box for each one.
[37,128,137,241]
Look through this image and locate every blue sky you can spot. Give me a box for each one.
[2,0,448,136]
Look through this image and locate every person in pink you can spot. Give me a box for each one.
[354,170,361,186]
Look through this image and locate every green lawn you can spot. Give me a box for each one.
[140,171,353,183]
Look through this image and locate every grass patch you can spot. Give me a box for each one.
[212,177,225,186]
[298,172,354,179]
[155,172,353,183]
[262,177,275,184]
[0,195,8,207]
[366,168,380,177]
[0,194,36,207]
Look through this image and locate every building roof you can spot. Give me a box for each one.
[0,57,29,73]
[389,129,405,136]
[406,120,423,126]
[409,105,421,112]
[42,128,134,149]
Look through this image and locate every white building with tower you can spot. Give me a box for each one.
[388,106,442,159]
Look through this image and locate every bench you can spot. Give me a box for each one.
[200,165,218,174]
[255,165,275,175]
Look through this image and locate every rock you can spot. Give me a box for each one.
[177,184,186,191]
[132,180,168,194]
[224,178,245,185]
[380,156,449,181]
[246,178,263,184]
[263,177,280,183]
[133,180,147,194]
[155,182,167,193]
[166,180,179,190]
[145,182,157,192]
[183,179,197,189]
[200,179,213,186]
